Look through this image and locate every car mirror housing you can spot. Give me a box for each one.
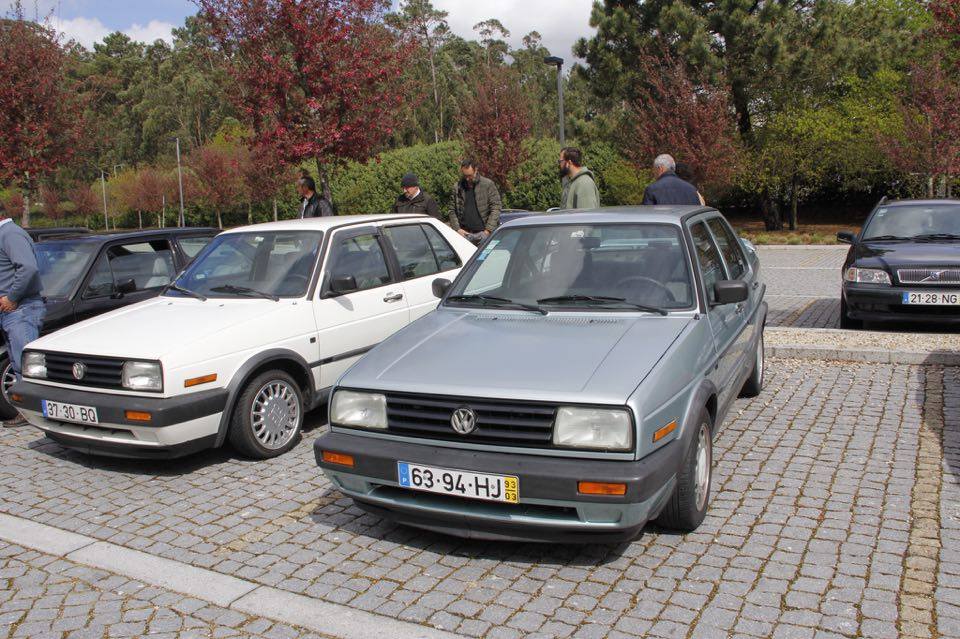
[713,280,749,305]
[114,278,137,297]
[432,278,452,299]
[836,231,856,244]
[329,275,358,295]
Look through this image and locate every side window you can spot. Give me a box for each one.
[422,224,462,271]
[383,225,440,281]
[177,235,214,261]
[327,233,391,292]
[83,241,176,298]
[706,218,747,279]
[690,222,726,303]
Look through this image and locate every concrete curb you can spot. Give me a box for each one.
[0,513,462,639]
[766,345,960,366]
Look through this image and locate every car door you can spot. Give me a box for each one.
[381,222,464,321]
[313,226,411,389]
[689,220,741,407]
[73,238,178,323]
[706,216,757,377]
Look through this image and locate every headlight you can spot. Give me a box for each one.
[554,407,633,451]
[331,390,387,429]
[122,361,163,391]
[844,267,891,285]
[22,352,46,379]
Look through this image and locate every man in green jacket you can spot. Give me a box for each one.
[559,147,601,210]
[450,159,501,244]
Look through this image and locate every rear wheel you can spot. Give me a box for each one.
[0,361,18,420]
[228,370,304,459]
[740,330,764,398]
[839,296,862,330]
[656,409,712,532]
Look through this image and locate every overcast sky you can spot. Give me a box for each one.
[10,0,596,60]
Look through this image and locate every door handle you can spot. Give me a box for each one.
[383,292,404,303]
[735,303,744,314]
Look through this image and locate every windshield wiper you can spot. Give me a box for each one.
[537,294,669,316]
[862,235,912,241]
[210,285,279,301]
[447,294,547,315]
[165,283,207,301]
[913,233,960,241]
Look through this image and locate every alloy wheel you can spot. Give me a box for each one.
[250,380,300,449]
[694,423,711,512]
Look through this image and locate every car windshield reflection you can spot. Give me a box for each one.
[862,204,960,241]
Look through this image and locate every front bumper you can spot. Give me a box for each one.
[315,429,680,543]
[11,380,227,459]
[844,283,960,324]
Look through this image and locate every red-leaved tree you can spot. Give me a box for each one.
[0,3,83,225]
[461,66,532,190]
[620,48,741,196]
[69,184,100,221]
[39,184,62,221]
[189,144,245,228]
[932,0,960,44]
[197,0,415,203]
[880,56,960,198]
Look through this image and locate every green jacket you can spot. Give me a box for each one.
[560,168,601,210]
[450,174,502,232]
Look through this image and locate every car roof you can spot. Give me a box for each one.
[504,206,714,227]
[217,214,429,235]
[36,227,218,245]
[880,199,960,208]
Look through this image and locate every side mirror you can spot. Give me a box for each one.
[432,278,452,299]
[329,275,358,295]
[836,231,856,244]
[713,280,749,305]
[113,278,136,298]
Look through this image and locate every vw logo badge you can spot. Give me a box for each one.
[450,407,477,435]
[72,362,86,380]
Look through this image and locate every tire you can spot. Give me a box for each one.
[739,329,764,398]
[0,360,18,420]
[228,370,304,459]
[839,297,862,330]
[655,409,712,532]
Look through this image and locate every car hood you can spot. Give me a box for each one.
[342,309,693,405]
[855,241,960,268]
[28,296,304,361]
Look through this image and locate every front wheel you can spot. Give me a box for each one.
[228,370,304,459]
[0,360,19,420]
[739,329,764,398]
[655,409,712,532]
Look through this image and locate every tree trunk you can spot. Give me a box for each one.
[315,158,333,207]
[730,80,753,139]
[761,189,782,231]
[216,210,223,229]
[789,178,799,231]
[138,210,143,229]
[273,198,278,222]
[428,46,441,144]
[247,202,253,225]
[928,175,935,198]
[21,172,31,227]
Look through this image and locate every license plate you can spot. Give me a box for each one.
[397,462,519,504]
[902,291,960,305]
[41,400,99,425]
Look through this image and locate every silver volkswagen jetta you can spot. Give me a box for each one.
[316,207,766,542]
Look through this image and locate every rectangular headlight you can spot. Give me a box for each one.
[22,352,46,379]
[554,407,633,451]
[122,361,162,391]
[331,390,387,429]
[844,267,891,285]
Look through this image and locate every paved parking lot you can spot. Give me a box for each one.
[1,357,958,638]
[759,246,846,329]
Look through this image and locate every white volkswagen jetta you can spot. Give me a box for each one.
[11,215,475,459]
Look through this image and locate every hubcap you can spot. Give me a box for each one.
[694,423,711,511]
[1,363,14,403]
[250,380,300,449]
[757,334,764,386]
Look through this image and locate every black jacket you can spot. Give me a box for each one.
[391,190,441,219]
[302,192,334,218]
[641,172,701,206]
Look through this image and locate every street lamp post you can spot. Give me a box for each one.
[175,137,186,227]
[544,56,566,146]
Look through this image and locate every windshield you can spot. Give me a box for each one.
[447,223,694,312]
[35,241,99,298]
[862,204,960,240]
[172,231,322,298]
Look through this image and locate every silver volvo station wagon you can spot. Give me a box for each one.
[315,207,767,542]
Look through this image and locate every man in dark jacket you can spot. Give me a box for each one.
[641,154,701,206]
[450,159,501,244]
[298,175,334,218]
[391,173,440,218]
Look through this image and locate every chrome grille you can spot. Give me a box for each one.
[43,352,124,390]
[897,269,960,285]
[384,392,556,447]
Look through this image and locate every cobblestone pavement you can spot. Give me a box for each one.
[757,246,847,329]
[1,358,957,638]
[0,541,328,639]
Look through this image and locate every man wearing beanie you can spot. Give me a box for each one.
[391,173,440,219]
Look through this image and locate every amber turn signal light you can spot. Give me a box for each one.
[322,450,355,468]
[653,420,677,442]
[185,374,217,388]
[125,410,152,422]
[578,481,627,496]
